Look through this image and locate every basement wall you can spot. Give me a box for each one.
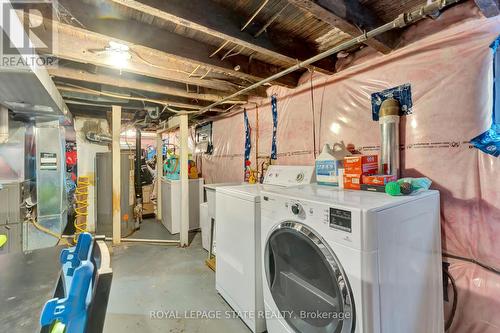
[199,5,500,333]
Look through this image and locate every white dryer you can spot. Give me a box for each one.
[215,166,315,333]
[260,185,444,333]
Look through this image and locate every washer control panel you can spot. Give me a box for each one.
[263,165,315,187]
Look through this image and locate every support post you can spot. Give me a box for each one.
[179,114,189,247]
[112,105,121,245]
[156,132,163,220]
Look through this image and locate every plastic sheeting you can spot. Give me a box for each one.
[199,5,500,332]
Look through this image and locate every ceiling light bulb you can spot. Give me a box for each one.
[107,41,131,69]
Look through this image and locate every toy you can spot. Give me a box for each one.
[164,151,180,180]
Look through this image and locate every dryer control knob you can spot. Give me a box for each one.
[291,203,302,215]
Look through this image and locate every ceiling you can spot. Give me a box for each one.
[25,0,492,129]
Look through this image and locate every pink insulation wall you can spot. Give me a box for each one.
[199,4,500,332]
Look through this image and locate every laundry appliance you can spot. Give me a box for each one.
[260,185,443,333]
[215,165,315,333]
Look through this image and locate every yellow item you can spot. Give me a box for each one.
[74,176,90,243]
[29,216,71,246]
[189,165,199,179]
[50,321,66,333]
[248,169,258,184]
[0,234,7,248]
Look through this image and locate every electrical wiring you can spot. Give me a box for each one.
[129,48,252,83]
[443,252,500,275]
[28,216,71,246]
[443,268,458,331]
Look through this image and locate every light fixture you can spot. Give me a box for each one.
[106,41,131,69]
[329,122,341,134]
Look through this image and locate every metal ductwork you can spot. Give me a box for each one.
[0,1,69,118]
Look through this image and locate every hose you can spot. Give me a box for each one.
[74,176,90,243]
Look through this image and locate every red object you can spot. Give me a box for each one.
[362,174,398,186]
[344,155,378,175]
[66,150,77,167]
[344,174,362,190]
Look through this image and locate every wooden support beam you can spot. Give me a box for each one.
[179,115,189,247]
[49,66,248,103]
[57,0,299,88]
[474,0,500,17]
[156,133,163,220]
[112,105,121,245]
[56,85,226,111]
[285,0,397,53]
[108,0,336,74]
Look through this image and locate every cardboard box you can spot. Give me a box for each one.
[362,174,397,186]
[344,155,378,175]
[142,185,153,204]
[142,202,155,215]
[344,174,362,190]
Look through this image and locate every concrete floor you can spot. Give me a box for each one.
[104,218,251,333]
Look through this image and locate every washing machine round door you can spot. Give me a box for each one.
[265,221,355,333]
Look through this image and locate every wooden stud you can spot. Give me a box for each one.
[179,115,189,247]
[112,105,122,245]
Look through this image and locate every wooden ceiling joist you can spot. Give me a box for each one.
[285,0,397,54]
[57,85,225,111]
[58,0,299,89]
[49,67,248,104]
[108,0,336,74]
[474,0,500,17]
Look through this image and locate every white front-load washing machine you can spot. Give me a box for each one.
[215,166,315,333]
[260,185,444,333]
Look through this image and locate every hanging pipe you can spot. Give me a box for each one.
[193,0,461,118]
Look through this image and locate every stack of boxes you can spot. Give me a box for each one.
[343,155,378,190]
[343,155,398,191]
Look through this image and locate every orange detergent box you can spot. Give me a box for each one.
[344,174,362,190]
[344,155,378,175]
[362,174,398,186]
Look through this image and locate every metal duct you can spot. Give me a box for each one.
[0,2,68,117]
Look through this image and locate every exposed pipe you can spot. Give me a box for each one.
[0,106,9,144]
[241,0,270,31]
[195,0,461,117]
[104,237,180,245]
[134,128,143,230]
